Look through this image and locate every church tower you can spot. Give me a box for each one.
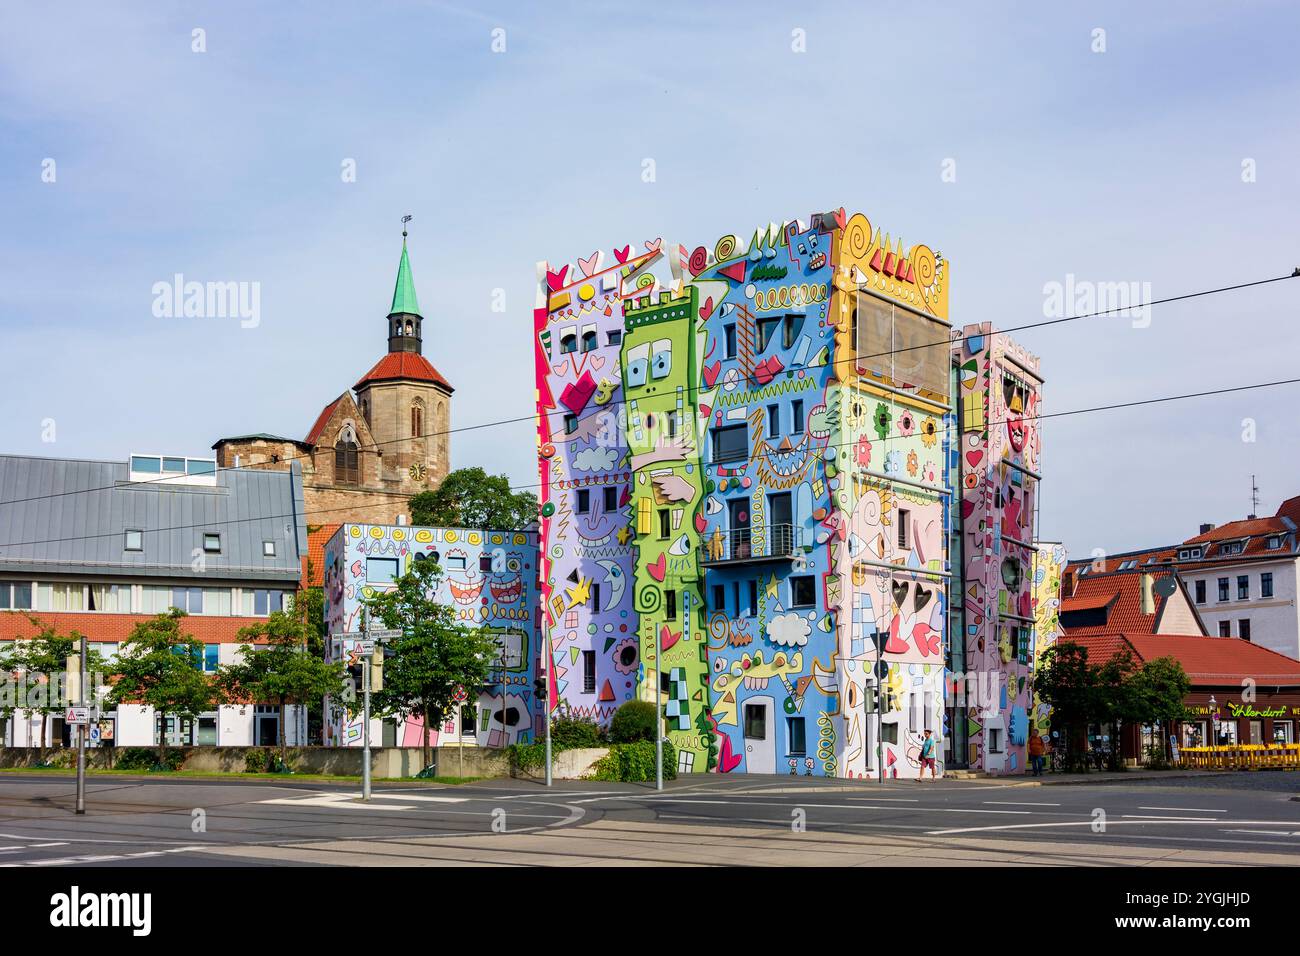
[353,227,454,496]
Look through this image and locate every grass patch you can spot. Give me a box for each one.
[0,766,485,785]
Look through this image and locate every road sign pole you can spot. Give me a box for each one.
[544,666,552,789]
[75,633,87,815]
[362,614,372,802]
[655,625,663,792]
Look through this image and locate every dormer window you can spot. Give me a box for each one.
[1267,535,1282,550]
[1220,541,1244,556]
[1178,547,1202,560]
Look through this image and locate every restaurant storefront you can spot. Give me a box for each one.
[1178,690,1300,750]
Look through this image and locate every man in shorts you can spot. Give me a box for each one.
[916,729,938,781]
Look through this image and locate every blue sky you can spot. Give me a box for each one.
[2,0,1297,556]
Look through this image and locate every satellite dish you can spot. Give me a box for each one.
[1154,576,1177,598]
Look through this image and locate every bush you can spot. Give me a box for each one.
[589,740,676,782]
[244,749,269,774]
[115,747,185,771]
[609,700,658,744]
[506,741,549,773]
[551,715,605,749]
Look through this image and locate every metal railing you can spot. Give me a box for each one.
[701,523,801,565]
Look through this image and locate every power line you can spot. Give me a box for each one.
[3,374,1296,551]
[1,270,1293,511]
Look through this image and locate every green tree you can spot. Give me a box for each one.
[1131,656,1191,764]
[1094,647,1139,771]
[363,561,499,772]
[218,610,346,765]
[409,466,538,530]
[1034,642,1097,771]
[107,610,218,768]
[0,617,101,757]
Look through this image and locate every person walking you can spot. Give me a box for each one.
[916,729,938,781]
[1028,730,1046,776]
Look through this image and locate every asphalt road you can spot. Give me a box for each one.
[2,772,1299,866]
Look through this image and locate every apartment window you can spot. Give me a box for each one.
[606,330,622,348]
[89,584,131,612]
[581,328,598,352]
[782,314,801,349]
[658,509,671,539]
[576,489,591,514]
[712,584,726,613]
[1237,575,1250,600]
[367,557,400,585]
[560,331,577,354]
[1262,573,1274,598]
[790,575,815,608]
[1194,580,1206,604]
[1218,621,1231,637]
[334,439,359,484]
[1221,541,1243,556]
[723,323,737,359]
[756,316,781,353]
[664,589,677,620]
[479,553,493,573]
[1266,535,1281,550]
[787,716,807,755]
[665,411,679,439]
[590,583,602,614]
[564,414,578,435]
[1217,577,1229,602]
[171,587,204,614]
[263,540,276,558]
[897,509,910,549]
[766,405,780,439]
[988,728,1003,753]
[124,530,143,552]
[603,486,618,511]
[791,399,804,434]
[712,424,748,464]
[203,533,221,553]
[38,583,86,612]
[201,644,220,673]
[1239,619,1252,642]
[460,706,478,737]
[744,704,767,740]
[582,650,596,694]
[0,583,34,610]
[748,580,758,615]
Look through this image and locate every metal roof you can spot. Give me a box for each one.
[0,454,306,583]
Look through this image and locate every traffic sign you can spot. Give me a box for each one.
[367,628,403,642]
[452,684,468,703]
[65,707,90,725]
[357,640,376,655]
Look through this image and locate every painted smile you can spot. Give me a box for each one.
[448,577,484,605]
[490,574,522,604]
[578,531,614,548]
[808,251,826,271]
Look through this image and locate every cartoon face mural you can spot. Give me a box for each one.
[322,524,540,749]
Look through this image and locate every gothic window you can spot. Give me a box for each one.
[411,401,424,438]
[335,424,360,485]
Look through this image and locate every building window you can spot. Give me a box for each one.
[791,399,804,434]
[564,414,578,435]
[747,580,758,615]
[0,583,34,610]
[263,540,276,557]
[790,575,815,608]
[171,587,203,614]
[712,584,726,613]
[203,533,221,553]
[460,705,478,737]
[766,405,780,439]
[576,489,590,514]
[897,510,910,550]
[1262,572,1273,598]
[1239,619,1251,641]
[1194,580,1206,604]
[249,589,287,616]
[560,331,577,354]
[446,555,467,571]
[1266,535,1281,550]
[411,403,423,438]
[590,583,602,614]
[1221,541,1243,556]
[366,557,400,585]
[756,316,781,353]
[658,509,671,540]
[1218,620,1231,637]
[201,644,219,673]
[1237,575,1249,600]
[723,323,737,359]
[712,424,748,464]
[581,328,598,352]
[89,584,131,612]
[582,650,596,694]
[606,330,622,348]
[603,486,618,511]
[787,717,807,755]
[124,530,143,552]
[744,704,767,740]
[334,439,360,484]
[988,728,1003,753]
[664,589,677,620]
[1217,577,1229,602]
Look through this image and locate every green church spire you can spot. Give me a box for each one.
[389,228,422,318]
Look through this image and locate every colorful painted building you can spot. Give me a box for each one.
[1030,541,1068,749]
[952,325,1043,773]
[322,522,540,748]
[536,206,957,778]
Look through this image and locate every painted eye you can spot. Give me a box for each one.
[809,234,818,248]
[507,558,521,572]
[626,343,650,387]
[650,338,672,379]
[798,242,807,255]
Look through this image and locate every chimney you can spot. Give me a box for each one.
[1061,569,1076,598]
[1140,573,1155,615]
[1199,523,1215,535]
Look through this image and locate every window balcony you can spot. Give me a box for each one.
[702,524,802,566]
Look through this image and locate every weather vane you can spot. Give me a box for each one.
[401,214,412,239]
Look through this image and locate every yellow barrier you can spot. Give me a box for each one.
[1176,743,1300,770]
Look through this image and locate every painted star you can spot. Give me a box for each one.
[565,575,592,609]
[766,574,780,599]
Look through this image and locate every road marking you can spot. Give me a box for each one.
[844,797,920,803]
[984,801,1060,807]
[1122,814,1220,822]
[927,818,1300,836]
[1221,829,1299,837]
[257,795,414,811]
[367,793,467,803]
[2,846,206,868]
[641,798,1033,814]
[1138,806,1226,813]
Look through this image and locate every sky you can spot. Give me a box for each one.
[1,0,1297,558]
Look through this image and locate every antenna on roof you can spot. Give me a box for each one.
[1249,474,1260,520]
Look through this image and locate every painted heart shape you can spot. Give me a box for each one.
[546,264,570,291]
[694,512,707,533]
[648,553,667,582]
[643,238,663,254]
[884,614,910,654]
[613,245,631,264]
[590,354,605,371]
[966,450,983,468]
[551,363,568,376]
[660,624,681,652]
[718,734,743,773]
[891,580,909,608]
[577,251,601,277]
[913,585,933,613]
[834,207,847,230]
[701,361,721,388]
[699,295,714,321]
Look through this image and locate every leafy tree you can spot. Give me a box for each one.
[218,610,346,765]
[0,617,101,757]
[1034,642,1097,771]
[362,561,499,772]
[409,466,537,530]
[1094,647,1139,771]
[1131,656,1191,763]
[107,610,218,768]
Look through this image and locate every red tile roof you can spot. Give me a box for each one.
[1068,632,1300,685]
[305,396,344,446]
[302,524,340,587]
[1060,567,1205,639]
[354,352,454,393]
[1277,495,1300,529]
[1184,516,1288,544]
[1,611,273,644]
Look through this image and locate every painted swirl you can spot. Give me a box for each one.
[635,584,662,614]
[714,234,737,262]
[688,245,709,276]
[844,213,872,261]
